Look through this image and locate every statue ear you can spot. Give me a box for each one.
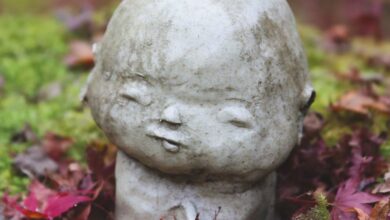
[300,85,316,115]
[80,68,97,105]
[80,43,101,105]
[92,43,101,57]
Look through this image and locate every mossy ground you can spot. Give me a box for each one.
[0,15,103,194]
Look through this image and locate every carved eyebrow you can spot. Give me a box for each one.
[225,98,252,106]
[120,72,155,86]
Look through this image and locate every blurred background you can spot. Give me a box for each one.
[291,0,390,39]
[0,0,389,216]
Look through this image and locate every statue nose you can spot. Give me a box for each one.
[160,105,182,126]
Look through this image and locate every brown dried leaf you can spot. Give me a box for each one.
[332,91,390,115]
[64,40,94,69]
[323,25,351,53]
[369,199,390,220]
[13,146,59,178]
[355,207,370,220]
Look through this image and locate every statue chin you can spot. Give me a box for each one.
[84,0,314,219]
[115,151,277,220]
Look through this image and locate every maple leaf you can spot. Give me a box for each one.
[3,180,91,220]
[277,118,388,219]
[331,178,382,220]
[13,146,59,178]
[4,131,116,220]
[331,90,390,116]
[86,142,116,180]
[369,199,390,220]
[43,193,91,218]
[42,132,73,161]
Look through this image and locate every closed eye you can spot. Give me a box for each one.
[120,92,139,103]
[118,83,152,106]
[227,119,252,128]
[217,106,254,129]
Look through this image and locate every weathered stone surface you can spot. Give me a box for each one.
[84,0,314,219]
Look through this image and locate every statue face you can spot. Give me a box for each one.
[85,0,314,182]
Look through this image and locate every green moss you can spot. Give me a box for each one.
[293,193,331,220]
[0,15,68,98]
[0,15,102,194]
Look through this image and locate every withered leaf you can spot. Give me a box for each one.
[331,178,382,220]
[64,40,94,69]
[13,146,58,178]
[369,199,390,220]
[332,90,390,115]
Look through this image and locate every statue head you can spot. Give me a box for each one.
[84,0,314,182]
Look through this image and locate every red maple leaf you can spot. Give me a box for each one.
[331,178,382,220]
[3,180,91,220]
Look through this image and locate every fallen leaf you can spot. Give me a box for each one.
[336,68,383,85]
[355,207,370,220]
[303,112,324,140]
[10,124,38,144]
[277,127,387,219]
[369,199,390,220]
[373,171,390,194]
[3,180,91,220]
[72,204,92,220]
[332,90,390,115]
[324,24,351,53]
[56,7,93,33]
[43,194,91,218]
[13,146,58,178]
[331,178,382,220]
[86,142,116,180]
[64,40,94,69]
[42,132,73,161]
[2,194,24,219]
[4,137,116,220]
[37,82,63,102]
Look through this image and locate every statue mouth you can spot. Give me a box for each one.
[145,123,188,153]
[146,134,182,153]
[161,138,181,153]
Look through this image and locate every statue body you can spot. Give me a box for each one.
[84,0,314,219]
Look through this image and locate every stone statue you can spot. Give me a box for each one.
[83,0,315,219]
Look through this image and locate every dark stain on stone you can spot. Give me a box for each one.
[252,13,305,105]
